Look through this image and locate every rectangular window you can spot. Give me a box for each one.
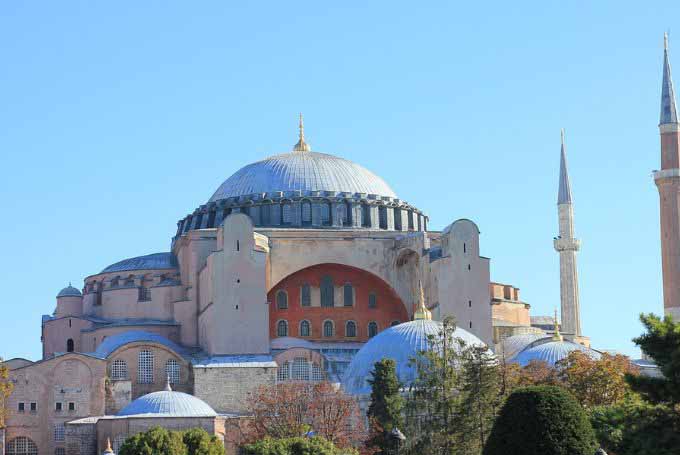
[29,402,37,412]
[54,423,66,442]
[368,293,377,308]
[343,284,353,306]
[301,284,311,307]
[469,300,472,308]
[68,402,76,412]
[56,402,63,412]
[56,448,66,455]
[18,402,25,412]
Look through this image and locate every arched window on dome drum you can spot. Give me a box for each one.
[110,359,128,380]
[281,201,293,225]
[300,320,311,337]
[344,201,352,226]
[368,321,378,338]
[320,276,334,307]
[301,200,312,225]
[343,284,353,306]
[321,201,331,226]
[378,205,388,229]
[165,359,180,384]
[261,203,271,225]
[110,276,119,288]
[361,203,371,227]
[337,202,347,226]
[407,211,414,230]
[207,210,216,228]
[300,283,311,307]
[277,320,288,337]
[138,350,154,384]
[276,290,288,309]
[6,437,38,455]
[345,321,357,337]
[66,338,74,353]
[393,208,402,230]
[417,214,422,231]
[323,320,334,337]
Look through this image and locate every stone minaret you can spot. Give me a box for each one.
[553,129,582,336]
[654,33,680,320]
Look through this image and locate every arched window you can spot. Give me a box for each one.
[6,437,38,455]
[343,284,353,306]
[321,201,332,225]
[66,338,74,353]
[138,350,154,384]
[323,320,334,337]
[345,321,357,337]
[124,276,135,287]
[344,201,352,226]
[320,275,334,307]
[300,320,311,337]
[261,203,271,225]
[378,205,388,229]
[292,357,310,381]
[110,277,119,288]
[276,290,288,309]
[165,359,180,384]
[337,202,347,226]
[300,283,311,307]
[394,207,402,230]
[361,203,371,227]
[407,211,414,230]
[277,361,290,382]
[391,320,401,327]
[368,292,377,308]
[110,359,128,380]
[301,200,312,225]
[281,201,293,225]
[277,320,288,337]
[368,322,378,338]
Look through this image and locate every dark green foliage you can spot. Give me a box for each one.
[627,313,680,405]
[590,397,680,455]
[117,427,224,455]
[241,436,357,455]
[483,386,597,455]
[366,358,404,453]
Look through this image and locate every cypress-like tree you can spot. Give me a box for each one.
[366,358,404,453]
[483,386,597,455]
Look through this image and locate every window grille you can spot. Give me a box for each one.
[301,201,312,224]
[312,364,324,381]
[56,448,66,455]
[345,321,357,337]
[276,290,288,309]
[300,320,311,337]
[320,276,334,307]
[54,423,65,442]
[292,357,310,381]
[337,203,347,226]
[165,359,180,384]
[321,202,331,225]
[368,293,377,308]
[138,287,151,301]
[323,320,334,337]
[277,361,290,382]
[368,322,378,338]
[343,284,353,306]
[277,320,288,337]
[110,359,128,380]
[301,284,311,306]
[6,437,38,455]
[282,202,292,224]
[138,350,154,384]
[66,442,80,455]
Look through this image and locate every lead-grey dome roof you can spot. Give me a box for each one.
[117,389,216,417]
[57,284,82,298]
[101,252,177,274]
[209,151,397,202]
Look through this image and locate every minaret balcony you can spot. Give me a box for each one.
[653,168,680,181]
[553,237,580,252]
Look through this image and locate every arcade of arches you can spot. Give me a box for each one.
[268,263,409,342]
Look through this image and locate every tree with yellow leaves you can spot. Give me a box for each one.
[0,358,14,428]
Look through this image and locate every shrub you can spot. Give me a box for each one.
[241,436,358,455]
[483,385,597,455]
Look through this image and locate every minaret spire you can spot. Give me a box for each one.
[413,280,432,321]
[558,128,572,204]
[293,113,311,152]
[661,32,679,125]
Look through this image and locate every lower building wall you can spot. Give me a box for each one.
[193,366,276,413]
[65,422,97,455]
[0,428,5,455]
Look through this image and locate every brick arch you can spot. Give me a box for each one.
[268,263,409,342]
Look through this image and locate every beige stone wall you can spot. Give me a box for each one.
[81,325,181,354]
[43,317,94,359]
[193,365,276,414]
[491,301,530,326]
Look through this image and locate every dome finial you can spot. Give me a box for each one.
[552,308,563,342]
[413,280,432,321]
[165,375,172,392]
[293,113,311,152]
[104,437,114,454]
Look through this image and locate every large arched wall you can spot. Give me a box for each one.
[268,263,409,342]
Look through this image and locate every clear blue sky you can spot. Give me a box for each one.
[0,1,675,359]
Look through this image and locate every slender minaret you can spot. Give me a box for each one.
[553,129,582,336]
[654,33,680,319]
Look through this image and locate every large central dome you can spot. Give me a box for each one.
[209,151,397,202]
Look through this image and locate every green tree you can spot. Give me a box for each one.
[182,428,225,455]
[241,436,358,455]
[0,358,14,429]
[366,358,404,454]
[118,427,187,455]
[626,313,680,405]
[483,386,597,455]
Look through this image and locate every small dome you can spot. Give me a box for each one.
[341,319,488,395]
[93,331,187,359]
[498,333,550,359]
[512,340,601,367]
[57,284,82,298]
[117,389,216,417]
[101,252,177,274]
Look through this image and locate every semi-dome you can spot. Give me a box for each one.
[117,387,216,417]
[512,340,601,367]
[341,319,488,395]
[101,252,177,274]
[57,284,82,298]
[209,151,397,202]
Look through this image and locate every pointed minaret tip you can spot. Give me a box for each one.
[413,280,432,321]
[661,32,679,125]
[292,113,311,152]
[557,129,573,205]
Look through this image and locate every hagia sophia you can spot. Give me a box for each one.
[1,36,678,455]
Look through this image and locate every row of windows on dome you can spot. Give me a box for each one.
[275,282,379,309]
[178,200,427,233]
[276,319,394,338]
[108,351,181,385]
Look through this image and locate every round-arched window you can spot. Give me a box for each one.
[110,359,128,380]
[165,359,180,384]
[345,321,357,337]
[138,349,154,384]
[276,290,288,309]
[368,321,378,338]
[277,320,288,337]
[300,320,311,337]
[6,437,38,455]
[323,320,334,337]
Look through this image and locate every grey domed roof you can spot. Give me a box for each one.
[341,320,488,395]
[512,340,600,367]
[209,151,397,202]
[117,389,216,417]
[57,284,82,298]
[101,252,177,274]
